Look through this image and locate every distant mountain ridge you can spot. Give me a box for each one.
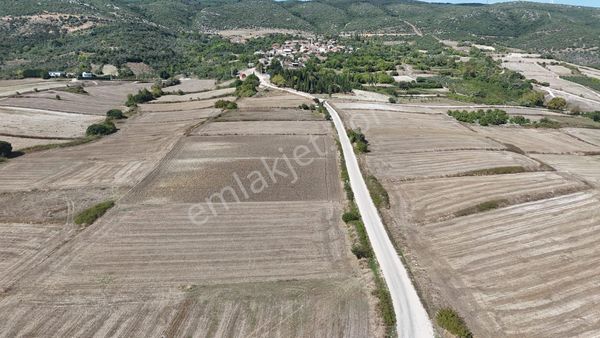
[1,0,599,70]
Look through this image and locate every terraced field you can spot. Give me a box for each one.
[0,107,100,139]
[0,79,68,97]
[474,127,600,154]
[369,150,540,180]
[417,192,600,337]
[0,89,374,337]
[335,99,600,337]
[140,96,236,112]
[162,79,216,93]
[155,87,235,103]
[391,172,588,224]
[0,81,149,115]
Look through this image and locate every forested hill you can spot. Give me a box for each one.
[1,0,600,73]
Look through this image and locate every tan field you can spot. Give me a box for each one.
[163,79,216,93]
[473,126,600,154]
[0,81,149,115]
[140,96,237,112]
[563,128,600,147]
[237,91,313,108]
[0,107,101,139]
[155,87,235,102]
[0,89,376,337]
[0,79,69,97]
[334,98,600,337]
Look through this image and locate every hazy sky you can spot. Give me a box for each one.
[421,0,600,7]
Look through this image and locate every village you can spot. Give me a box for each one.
[254,38,350,69]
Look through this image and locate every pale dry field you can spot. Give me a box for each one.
[336,99,600,337]
[339,109,504,153]
[163,79,216,93]
[532,154,600,187]
[237,91,313,109]
[0,79,68,97]
[217,108,322,121]
[192,121,332,136]
[368,150,540,180]
[0,89,373,337]
[0,107,101,138]
[0,81,149,115]
[563,128,600,147]
[0,135,70,150]
[391,172,587,224]
[155,87,235,103]
[473,126,600,154]
[415,191,600,337]
[140,96,236,112]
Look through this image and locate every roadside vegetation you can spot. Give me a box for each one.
[347,128,369,153]
[336,139,395,336]
[436,308,473,338]
[74,200,115,227]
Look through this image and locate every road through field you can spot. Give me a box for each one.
[256,71,434,337]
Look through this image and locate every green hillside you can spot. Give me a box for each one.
[1,0,600,76]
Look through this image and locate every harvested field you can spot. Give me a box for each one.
[532,154,600,187]
[0,81,149,115]
[474,126,600,154]
[126,135,339,204]
[217,108,323,121]
[0,79,67,97]
[155,88,235,103]
[414,191,600,337]
[390,172,587,223]
[0,187,124,224]
[163,79,216,93]
[0,135,70,150]
[0,88,374,337]
[192,121,331,136]
[563,128,600,146]
[368,150,541,180]
[0,107,101,138]
[0,222,68,291]
[140,96,236,112]
[340,110,504,153]
[237,91,313,109]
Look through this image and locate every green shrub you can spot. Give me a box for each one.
[106,109,126,119]
[547,97,567,110]
[583,111,600,122]
[509,115,530,125]
[214,99,238,110]
[235,74,260,97]
[347,128,369,153]
[86,121,117,136]
[436,308,473,338]
[55,94,61,100]
[388,97,397,104]
[126,88,155,106]
[351,245,371,259]
[342,210,360,223]
[448,109,508,126]
[74,200,115,226]
[366,175,389,209]
[533,117,561,129]
[0,141,12,157]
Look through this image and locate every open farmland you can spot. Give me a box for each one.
[369,150,540,180]
[415,192,600,337]
[155,87,235,103]
[563,128,600,147]
[473,126,600,154]
[531,154,600,187]
[0,81,149,115]
[162,79,216,93]
[0,79,68,97]
[390,172,588,224]
[0,107,100,139]
[236,90,313,109]
[335,98,600,337]
[139,96,236,112]
[0,89,375,337]
[217,108,323,121]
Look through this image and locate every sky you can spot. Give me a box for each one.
[421,0,600,7]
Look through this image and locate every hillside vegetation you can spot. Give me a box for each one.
[1,0,600,75]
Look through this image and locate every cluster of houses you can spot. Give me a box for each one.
[254,38,350,69]
[48,71,94,79]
